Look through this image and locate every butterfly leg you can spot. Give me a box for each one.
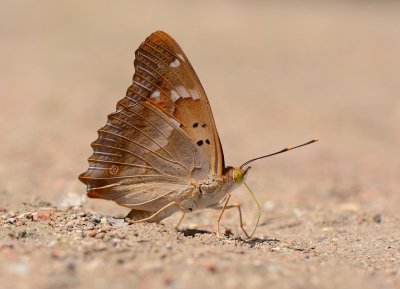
[126,201,182,224]
[215,194,233,239]
[211,196,250,239]
[173,212,185,228]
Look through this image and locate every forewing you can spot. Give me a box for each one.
[131,31,225,176]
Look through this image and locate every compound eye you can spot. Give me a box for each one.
[233,169,244,183]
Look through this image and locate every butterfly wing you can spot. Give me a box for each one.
[79,31,223,212]
[132,31,225,175]
[79,100,209,208]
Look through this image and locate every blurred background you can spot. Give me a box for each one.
[1,0,399,222]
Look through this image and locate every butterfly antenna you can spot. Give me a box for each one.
[240,138,318,169]
[243,182,260,238]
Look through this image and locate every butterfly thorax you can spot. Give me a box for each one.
[177,166,248,212]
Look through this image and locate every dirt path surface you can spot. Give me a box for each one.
[1,1,400,288]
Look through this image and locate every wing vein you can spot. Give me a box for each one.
[125,87,178,122]
[119,103,190,171]
[108,113,178,162]
[137,48,205,125]
[96,129,182,171]
[139,103,197,172]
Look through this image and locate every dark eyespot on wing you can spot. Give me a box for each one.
[205,139,210,145]
[193,123,199,128]
[197,140,203,146]
[201,123,206,127]
[109,165,119,175]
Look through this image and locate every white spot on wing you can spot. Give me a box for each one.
[188,88,200,100]
[170,59,180,68]
[170,86,200,102]
[176,86,191,99]
[150,90,161,100]
[176,53,185,62]
[170,90,180,102]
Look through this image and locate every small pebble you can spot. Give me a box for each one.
[18,212,31,219]
[7,218,17,224]
[106,216,125,227]
[95,233,105,239]
[87,222,95,228]
[66,220,76,227]
[91,215,101,223]
[33,211,52,221]
[68,214,77,220]
[373,214,382,223]
[188,223,199,230]
[79,212,87,217]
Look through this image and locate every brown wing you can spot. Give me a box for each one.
[79,31,224,209]
[79,101,209,209]
[130,31,224,176]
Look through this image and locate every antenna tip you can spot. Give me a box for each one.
[314,138,319,142]
[286,146,292,150]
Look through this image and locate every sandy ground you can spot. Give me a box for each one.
[1,1,400,288]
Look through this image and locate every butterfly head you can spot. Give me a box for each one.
[232,166,251,184]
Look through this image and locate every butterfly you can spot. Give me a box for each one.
[79,31,317,238]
